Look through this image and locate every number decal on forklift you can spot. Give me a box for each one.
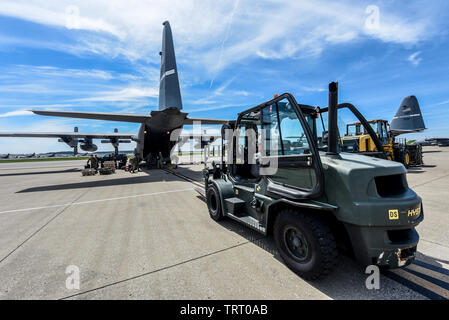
[388,209,399,220]
[408,206,421,219]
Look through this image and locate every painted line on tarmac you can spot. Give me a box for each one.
[0,164,83,171]
[163,169,204,188]
[410,173,449,189]
[386,261,449,300]
[0,185,95,264]
[60,238,264,300]
[0,188,195,215]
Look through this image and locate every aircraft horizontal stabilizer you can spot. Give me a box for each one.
[31,110,150,123]
[183,117,228,125]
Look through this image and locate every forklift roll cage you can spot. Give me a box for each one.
[218,92,387,201]
[230,93,325,200]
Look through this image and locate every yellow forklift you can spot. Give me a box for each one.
[341,96,425,168]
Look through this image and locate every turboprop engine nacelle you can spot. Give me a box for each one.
[80,137,97,152]
[59,137,79,147]
[58,127,80,148]
[80,143,98,152]
[100,129,132,154]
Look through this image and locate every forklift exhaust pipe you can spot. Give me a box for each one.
[327,82,339,155]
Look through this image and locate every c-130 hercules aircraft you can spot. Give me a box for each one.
[0,21,226,163]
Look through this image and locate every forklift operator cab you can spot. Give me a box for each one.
[228,95,323,200]
[345,120,390,150]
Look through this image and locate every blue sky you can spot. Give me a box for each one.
[0,0,448,153]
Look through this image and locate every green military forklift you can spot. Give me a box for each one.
[202,82,423,280]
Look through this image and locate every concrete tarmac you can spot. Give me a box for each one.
[0,147,447,299]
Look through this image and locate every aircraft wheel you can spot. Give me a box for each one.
[206,185,223,221]
[274,209,338,280]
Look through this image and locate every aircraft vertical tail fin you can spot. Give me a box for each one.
[158,21,183,111]
[390,95,426,136]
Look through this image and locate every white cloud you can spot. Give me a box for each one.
[0,118,76,153]
[209,0,240,87]
[77,86,158,102]
[213,77,236,96]
[408,51,422,66]
[0,110,33,117]
[1,64,143,82]
[18,66,113,80]
[200,1,433,73]
[0,0,438,76]
[0,2,123,38]
[299,86,326,93]
[0,118,74,132]
[0,103,80,109]
[189,76,249,106]
[0,83,76,94]
[0,64,160,107]
[428,99,449,107]
[185,103,247,113]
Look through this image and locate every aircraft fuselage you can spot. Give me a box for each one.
[136,107,187,164]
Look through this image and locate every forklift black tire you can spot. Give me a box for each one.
[416,145,424,165]
[386,152,394,161]
[206,185,223,221]
[274,209,338,280]
[403,150,411,168]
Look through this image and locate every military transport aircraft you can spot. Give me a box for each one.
[411,137,449,147]
[14,153,35,159]
[431,138,449,146]
[0,21,225,164]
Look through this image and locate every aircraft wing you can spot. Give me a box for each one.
[31,110,150,123]
[31,111,228,125]
[183,117,228,125]
[0,132,137,139]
